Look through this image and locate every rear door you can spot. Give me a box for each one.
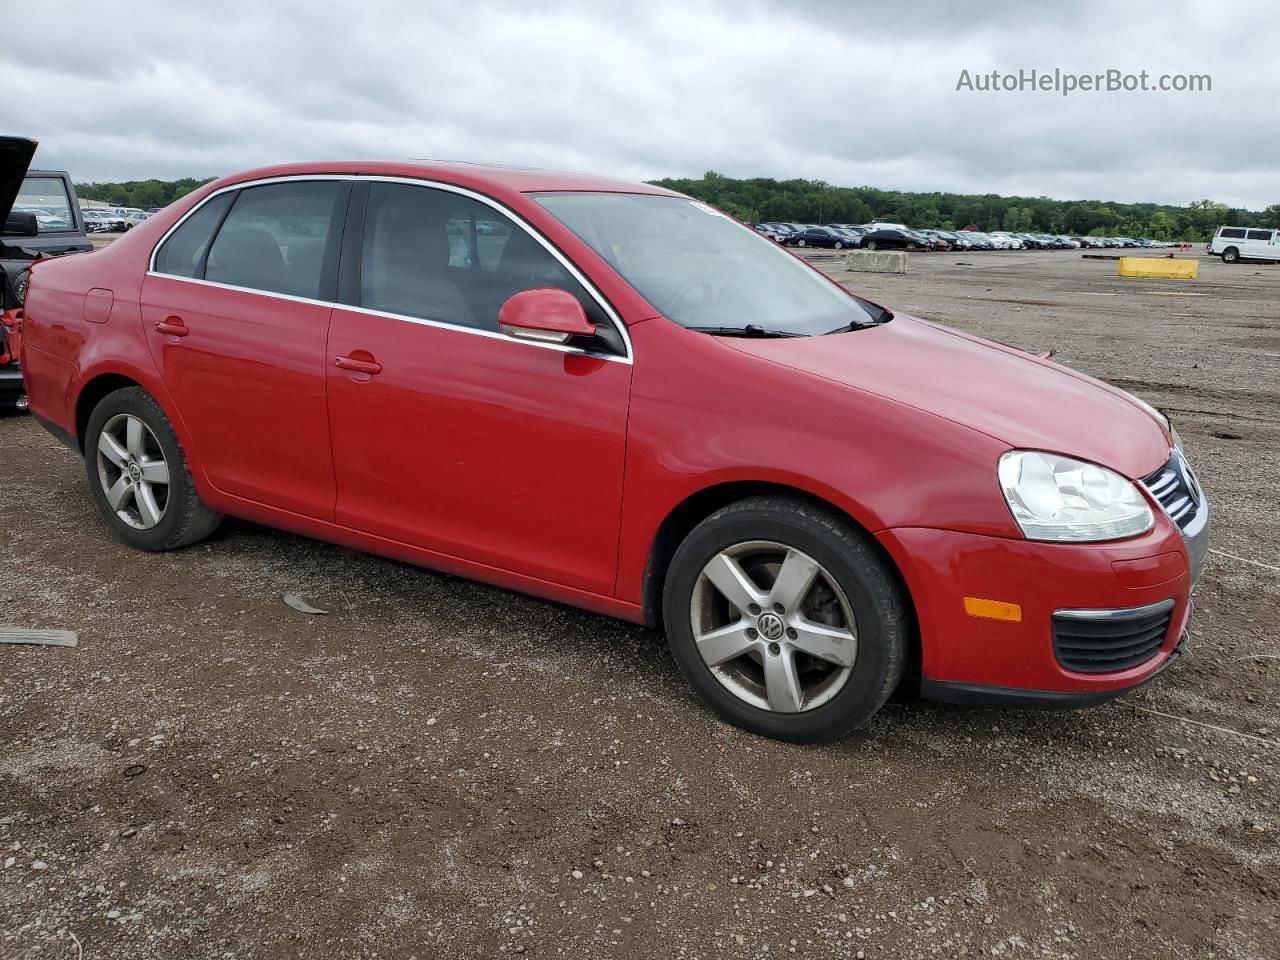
[325,180,632,593]
[141,179,350,518]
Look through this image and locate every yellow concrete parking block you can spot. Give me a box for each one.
[1118,257,1198,279]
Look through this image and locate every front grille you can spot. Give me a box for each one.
[1052,601,1174,674]
[1142,452,1201,531]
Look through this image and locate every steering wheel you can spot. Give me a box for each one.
[665,279,715,313]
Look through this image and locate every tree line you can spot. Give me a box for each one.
[74,177,216,210]
[74,171,1278,242]
[648,171,1279,241]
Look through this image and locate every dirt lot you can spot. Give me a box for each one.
[2,249,1277,959]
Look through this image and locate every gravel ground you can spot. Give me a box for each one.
[1,249,1277,959]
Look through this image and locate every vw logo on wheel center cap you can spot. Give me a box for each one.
[128,463,143,483]
[757,613,785,641]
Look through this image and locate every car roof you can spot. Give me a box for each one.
[205,160,685,199]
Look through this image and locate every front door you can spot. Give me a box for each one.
[142,179,350,518]
[325,181,632,594]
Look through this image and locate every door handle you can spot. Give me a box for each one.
[334,355,382,375]
[154,317,188,338]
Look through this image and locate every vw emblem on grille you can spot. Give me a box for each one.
[757,613,785,641]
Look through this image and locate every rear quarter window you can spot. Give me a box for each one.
[1246,230,1273,241]
[153,193,235,278]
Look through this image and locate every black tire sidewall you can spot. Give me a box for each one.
[84,388,200,551]
[663,502,906,742]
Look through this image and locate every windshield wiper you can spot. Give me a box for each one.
[688,324,806,338]
[824,304,894,335]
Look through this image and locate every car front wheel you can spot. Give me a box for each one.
[85,386,221,551]
[865,241,878,251]
[663,496,909,742]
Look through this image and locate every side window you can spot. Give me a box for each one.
[359,182,622,354]
[205,181,344,298]
[1246,229,1272,241]
[1219,228,1246,239]
[153,193,235,278]
[14,177,75,234]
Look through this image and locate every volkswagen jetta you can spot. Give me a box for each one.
[19,161,1209,741]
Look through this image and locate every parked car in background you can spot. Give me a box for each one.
[20,158,1208,742]
[858,227,927,251]
[1208,226,1279,263]
[83,210,128,232]
[979,232,1011,250]
[753,224,785,243]
[831,226,868,245]
[1,136,93,410]
[788,226,857,249]
[124,211,151,230]
[914,230,951,251]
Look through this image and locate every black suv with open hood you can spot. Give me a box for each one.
[2,136,92,409]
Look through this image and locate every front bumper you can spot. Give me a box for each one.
[878,486,1208,704]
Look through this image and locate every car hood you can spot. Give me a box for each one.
[724,315,1172,479]
[0,137,38,228]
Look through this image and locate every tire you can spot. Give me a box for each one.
[662,496,910,743]
[907,243,919,251]
[797,239,807,247]
[865,241,877,251]
[833,241,844,249]
[1222,247,1239,264]
[84,386,220,551]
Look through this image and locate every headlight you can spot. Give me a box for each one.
[998,451,1154,542]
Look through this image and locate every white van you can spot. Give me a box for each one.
[1208,226,1279,263]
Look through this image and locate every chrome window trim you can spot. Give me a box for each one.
[146,173,633,364]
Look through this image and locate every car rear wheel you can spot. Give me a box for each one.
[1222,247,1239,264]
[85,387,220,552]
[662,496,909,742]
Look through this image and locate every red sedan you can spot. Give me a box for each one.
[19,161,1209,742]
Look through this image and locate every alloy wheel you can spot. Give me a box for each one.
[96,413,170,530]
[689,540,858,713]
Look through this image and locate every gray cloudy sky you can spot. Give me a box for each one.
[5,0,1277,208]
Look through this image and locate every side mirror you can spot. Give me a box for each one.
[497,288,595,345]
[3,212,39,237]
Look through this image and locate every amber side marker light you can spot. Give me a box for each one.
[963,597,1023,622]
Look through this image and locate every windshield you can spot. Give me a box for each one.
[532,193,876,335]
